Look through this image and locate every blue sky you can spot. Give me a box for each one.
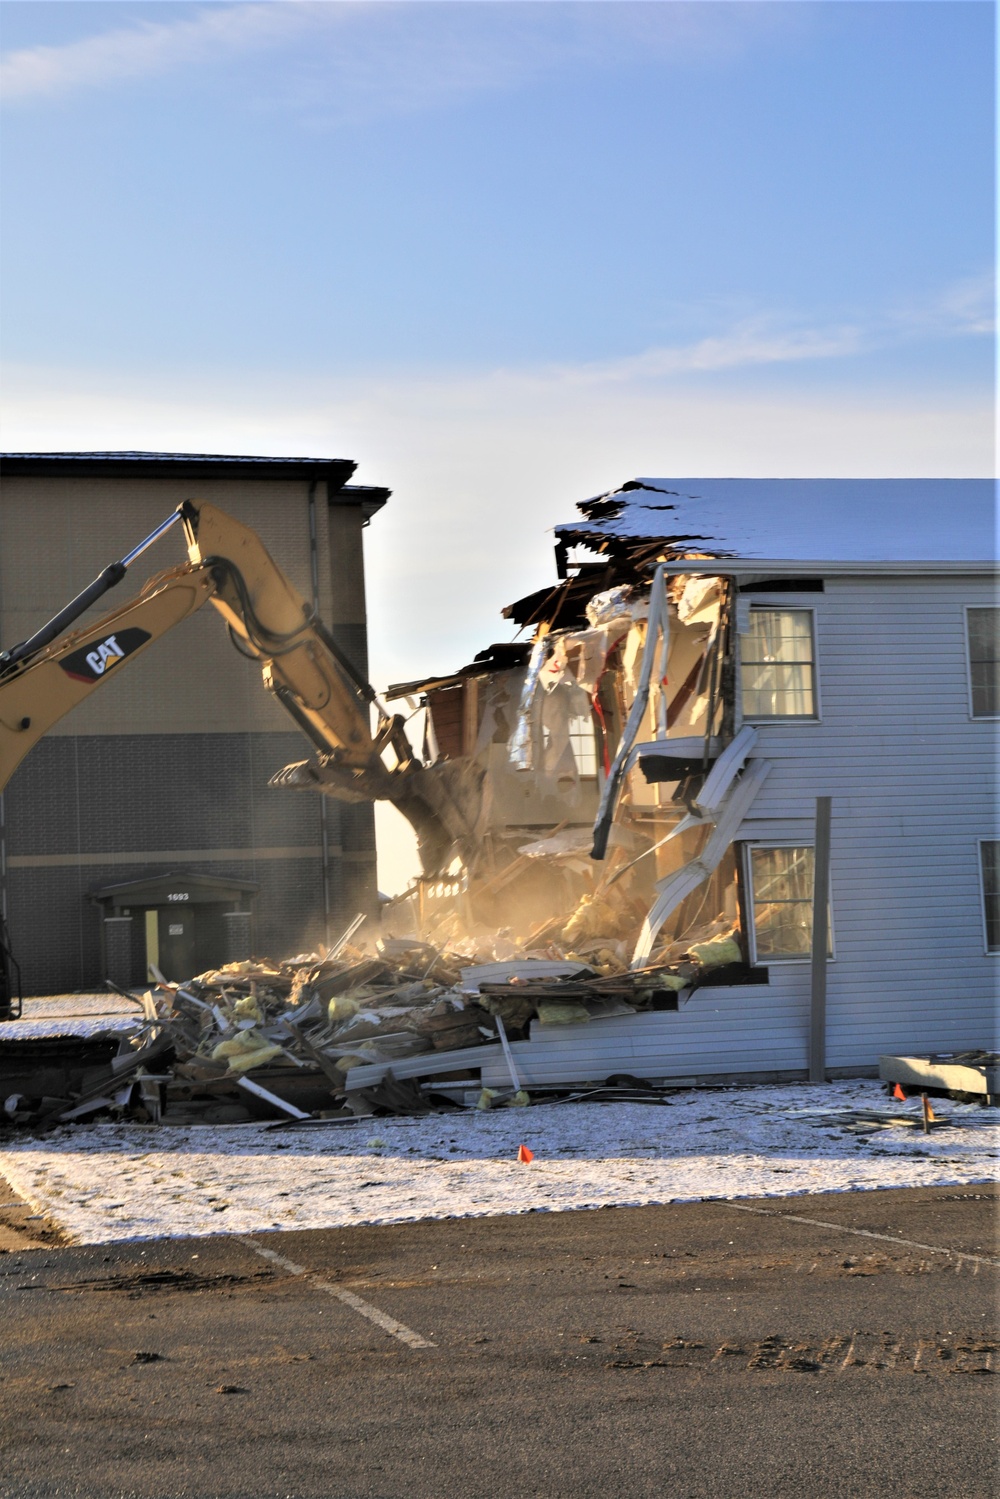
[1,1,994,692]
[1,3,993,380]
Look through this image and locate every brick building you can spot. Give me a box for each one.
[0,452,388,993]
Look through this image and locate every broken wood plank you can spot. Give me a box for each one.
[236,1076,311,1120]
[343,1042,503,1093]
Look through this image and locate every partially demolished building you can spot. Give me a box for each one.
[4,477,996,1125]
[381,478,997,1089]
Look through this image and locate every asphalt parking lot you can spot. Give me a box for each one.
[0,1185,996,1499]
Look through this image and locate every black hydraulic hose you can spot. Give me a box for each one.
[226,623,263,661]
[211,555,378,704]
[311,612,379,705]
[206,556,307,647]
[0,561,127,674]
[0,508,182,677]
[270,683,337,754]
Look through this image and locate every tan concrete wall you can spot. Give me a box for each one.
[327,503,368,627]
[0,475,353,736]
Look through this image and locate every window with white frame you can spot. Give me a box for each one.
[967,607,1000,718]
[980,840,1000,953]
[568,713,599,777]
[746,845,832,961]
[741,608,817,719]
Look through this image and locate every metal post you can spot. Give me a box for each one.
[307,481,332,949]
[809,796,832,1084]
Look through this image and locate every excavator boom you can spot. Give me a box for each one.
[0,560,216,791]
[0,496,487,1015]
[0,500,460,864]
[180,500,409,787]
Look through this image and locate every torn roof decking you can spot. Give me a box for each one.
[391,478,996,705]
[502,562,625,629]
[556,478,997,567]
[386,642,533,701]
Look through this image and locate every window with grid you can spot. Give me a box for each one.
[981,841,1000,953]
[967,607,1000,718]
[741,608,816,719]
[568,713,599,777]
[748,845,832,960]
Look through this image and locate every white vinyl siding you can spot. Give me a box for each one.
[966,605,1000,718]
[485,575,998,1087]
[741,608,817,719]
[738,577,998,1068]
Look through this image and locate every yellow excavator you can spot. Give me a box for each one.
[0,500,477,1016]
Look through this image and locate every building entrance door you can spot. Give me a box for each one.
[143,901,239,982]
[156,907,197,982]
[93,872,257,988]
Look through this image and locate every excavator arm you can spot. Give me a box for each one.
[0,552,217,792]
[179,500,415,791]
[0,501,467,874]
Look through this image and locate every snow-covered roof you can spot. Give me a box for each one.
[556,478,996,564]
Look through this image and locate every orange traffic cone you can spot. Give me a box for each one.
[517,1144,534,1164]
[892,1083,907,1102]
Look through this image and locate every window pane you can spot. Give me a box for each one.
[981,841,1000,952]
[753,846,813,901]
[968,608,1000,718]
[741,610,816,718]
[756,904,813,958]
[742,667,814,718]
[750,846,831,959]
[743,662,815,719]
[743,610,814,664]
[568,714,598,777]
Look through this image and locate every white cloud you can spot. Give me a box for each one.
[560,276,994,388]
[559,318,866,385]
[0,2,796,116]
[0,3,309,103]
[889,272,996,340]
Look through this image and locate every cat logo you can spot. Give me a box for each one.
[87,636,124,675]
[59,627,152,684]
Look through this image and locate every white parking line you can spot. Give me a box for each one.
[236,1236,436,1349]
[721,1201,1000,1267]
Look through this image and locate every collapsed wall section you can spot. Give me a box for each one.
[382,568,759,982]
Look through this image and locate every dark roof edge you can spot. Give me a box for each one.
[333,483,390,519]
[0,451,358,483]
[89,868,260,900]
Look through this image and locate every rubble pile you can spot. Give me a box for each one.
[0,926,748,1129]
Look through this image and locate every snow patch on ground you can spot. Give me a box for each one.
[8,994,141,1038]
[0,1081,996,1245]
